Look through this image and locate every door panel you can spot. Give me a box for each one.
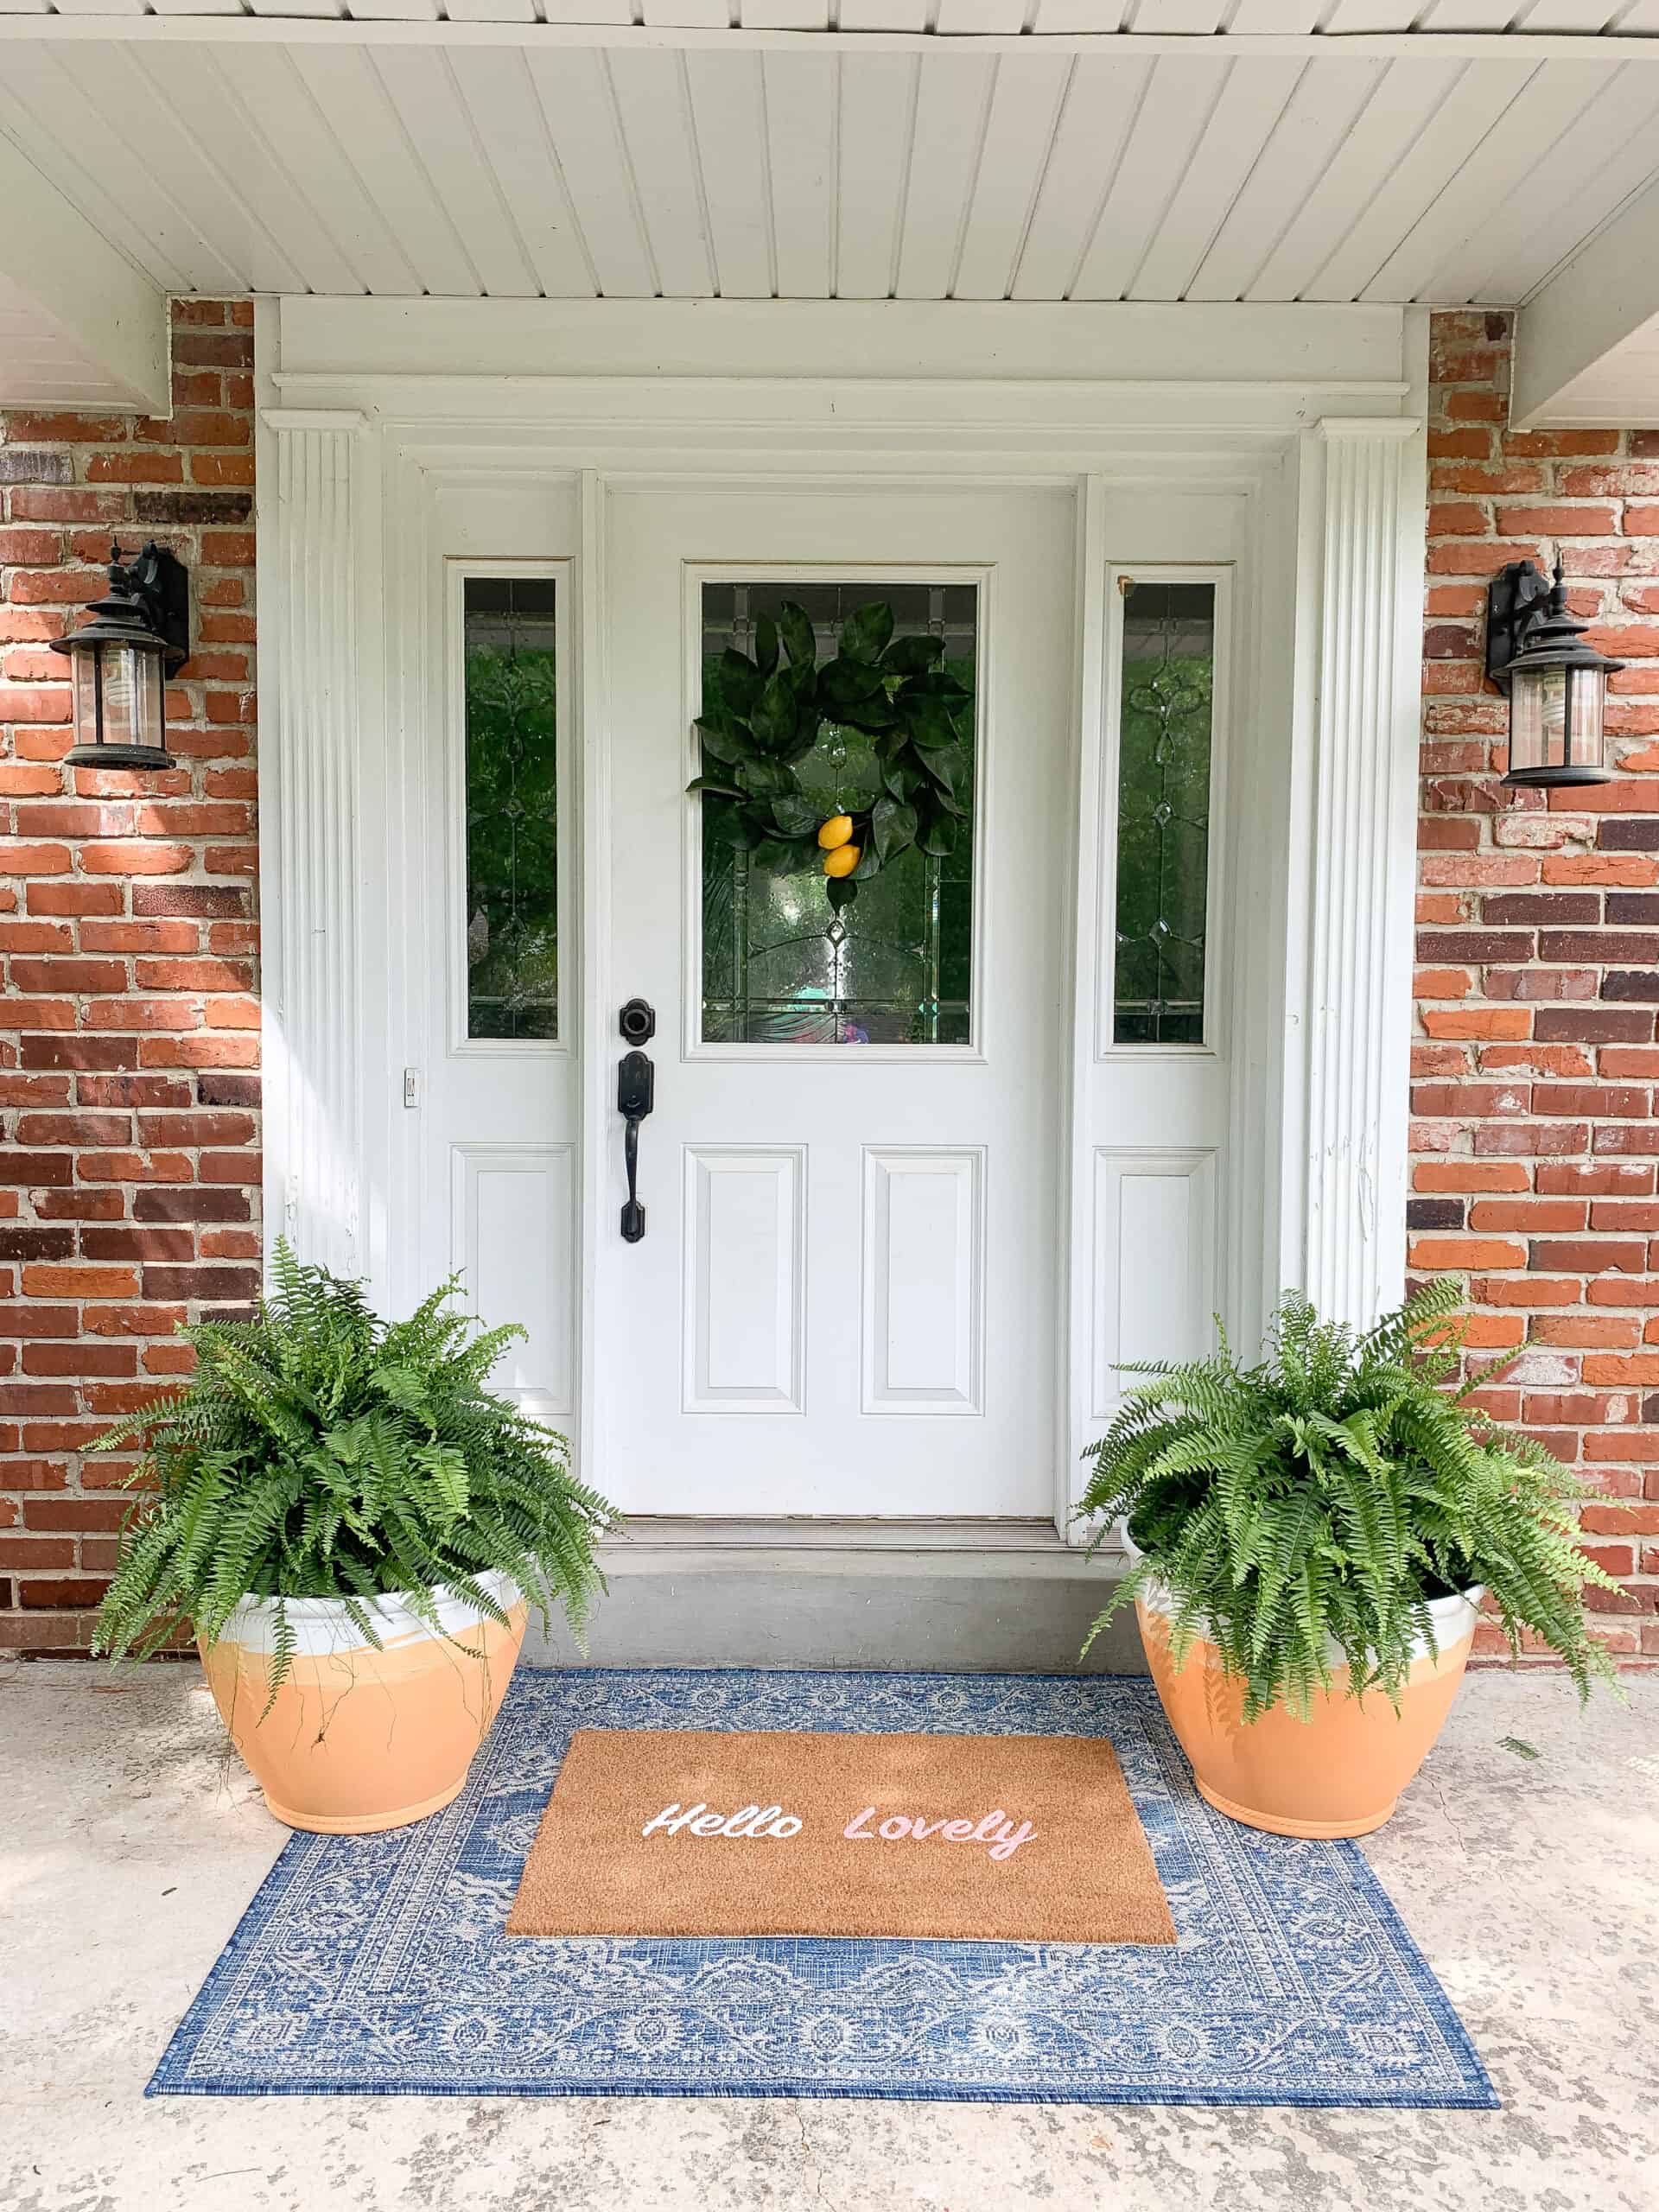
[596,485,1075,1518]
[1077,490,1240,1465]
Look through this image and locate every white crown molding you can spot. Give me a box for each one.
[1,16,1656,59]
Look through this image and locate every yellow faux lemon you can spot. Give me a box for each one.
[817,814,855,851]
[822,842,861,879]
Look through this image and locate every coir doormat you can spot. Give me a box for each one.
[507,1727,1176,1943]
[148,1668,1497,2108]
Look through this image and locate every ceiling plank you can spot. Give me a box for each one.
[139,43,369,295]
[1363,60,1615,300]
[1190,56,1380,300]
[1300,58,1535,300]
[607,48,719,296]
[763,49,837,297]
[684,48,774,298]
[1011,50,1150,299]
[213,42,425,294]
[1240,57,1459,300]
[1429,65,1659,302]
[0,48,200,291]
[448,44,599,294]
[1129,56,1304,300]
[835,52,917,298]
[290,42,484,292]
[1027,0,1128,25]
[952,51,1072,299]
[894,47,993,296]
[57,41,300,290]
[1069,52,1229,299]
[525,43,657,295]
[372,46,543,294]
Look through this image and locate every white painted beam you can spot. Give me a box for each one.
[0,127,168,411]
[1513,173,1659,428]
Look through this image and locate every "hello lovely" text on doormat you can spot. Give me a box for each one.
[507,1728,1175,1944]
[639,1798,1039,1859]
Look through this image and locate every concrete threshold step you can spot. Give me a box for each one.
[524,1518,1143,1675]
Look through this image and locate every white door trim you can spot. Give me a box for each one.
[254,299,1429,1547]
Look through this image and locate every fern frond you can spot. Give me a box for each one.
[1074,1276,1626,1721]
[92,1238,620,1699]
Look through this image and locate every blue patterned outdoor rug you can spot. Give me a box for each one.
[150,1668,1496,2107]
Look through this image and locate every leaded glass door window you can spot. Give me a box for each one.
[1109,573,1225,1048]
[461,575,560,1042]
[696,580,979,1047]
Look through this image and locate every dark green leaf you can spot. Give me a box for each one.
[817,657,887,710]
[777,601,817,670]
[834,695,899,735]
[753,611,779,677]
[716,647,764,715]
[749,670,801,753]
[903,666,972,700]
[686,774,745,798]
[694,713,752,766]
[736,754,795,798]
[904,695,961,750]
[838,601,895,664]
[880,633,944,676]
[871,794,917,864]
[917,740,969,797]
[825,873,859,912]
[918,811,959,858]
[709,806,761,850]
[769,793,822,839]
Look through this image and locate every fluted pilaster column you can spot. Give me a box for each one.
[261,410,365,1280]
[1301,416,1423,1328]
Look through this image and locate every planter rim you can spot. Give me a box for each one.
[213,1570,524,1659]
[1118,1525,1484,1658]
[218,1568,521,1623]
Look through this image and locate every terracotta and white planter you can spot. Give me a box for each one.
[1124,1533,1481,1839]
[199,1571,529,1835]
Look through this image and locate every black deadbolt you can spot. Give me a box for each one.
[619,997,657,1046]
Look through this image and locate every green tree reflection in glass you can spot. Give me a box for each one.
[1113,580,1217,1046]
[699,582,977,1046]
[463,576,559,1041]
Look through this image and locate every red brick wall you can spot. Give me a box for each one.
[1416,308,1658,1668]
[0,299,259,1655]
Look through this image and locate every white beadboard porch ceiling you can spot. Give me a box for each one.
[2,19,1659,307]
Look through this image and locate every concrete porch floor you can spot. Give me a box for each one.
[3,1660,1656,2212]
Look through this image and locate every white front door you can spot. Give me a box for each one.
[594,484,1076,1519]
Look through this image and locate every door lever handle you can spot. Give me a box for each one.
[617,1046,654,1243]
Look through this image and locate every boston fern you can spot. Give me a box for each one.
[92,1243,618,1693]
[1078,1277,1622,1719]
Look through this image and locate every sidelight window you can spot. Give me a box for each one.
[1111,576,1220,1048]
[462,575,560,1042]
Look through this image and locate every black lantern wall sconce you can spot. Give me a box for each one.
[1485,559,1624,789]
[51,540,189,772]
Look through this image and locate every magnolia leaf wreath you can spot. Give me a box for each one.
[688,598,974,911]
